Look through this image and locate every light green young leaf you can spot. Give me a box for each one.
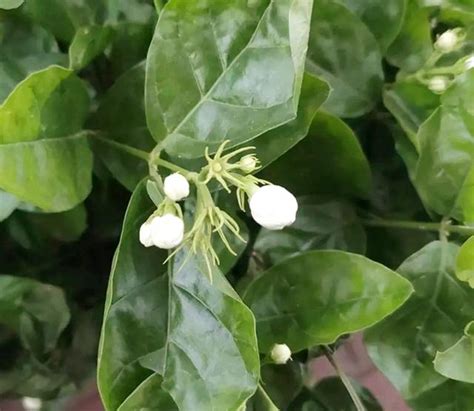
[91,63,154,191]
[336,0,406,51]
[307,0,383,118]
[69,25,115,70]
[0,66,92,211]
[0,0,23,10]
[98,181,259,411]
[456,236,474,287]
[414,71,474,223]
[260,111,372,199]
[254,197,366,265]
[385,0,433,72]
[146,0,314,158]
[243,250,413,353]
[366,241,474,400]
[434,321,474,383]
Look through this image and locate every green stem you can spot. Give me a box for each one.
[323,347,366,411]
[363,219,474,236]
[92,134,150,161]
[154,158,190,175]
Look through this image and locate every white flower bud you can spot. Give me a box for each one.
[270,344,292,364]
[428,76,449,94]
[150,214,184,249]
[164,173,190,201]
[465,56,474,70]
[249,185,298,230]
[139,221,154,247]
[239,154,259,173]
[435,30,459,52]
[22,397,42,411]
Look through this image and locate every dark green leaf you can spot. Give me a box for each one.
[0,66,92,211]
[366,241,474,400]
[0,275,70,356]
[69,25,114,70]
[383,80,439,145]
[0,18,65,102]
[146,0,314,158]
[243,249,413,352]
[91,63,154,191]
[408,380,474,411]
[260,111,372,199]
[254,197,366,265]
[307,0,383,117]
[98,181,259,411]
[336,0,406,51]
[385,0,433,72]
[254,73,330,170]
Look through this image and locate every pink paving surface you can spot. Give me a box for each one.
[1,334,409,411]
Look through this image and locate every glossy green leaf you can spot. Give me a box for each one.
[69,25,114,70]
[243,250,413,353]
[307,0,383,118]
[259,363,303,409]
[0,18,65,102]
[337,0,406,50]
[0,275,70,356]
[385,0,433,72]
[414,71,474,223]
[98,181,259,411]
[366,241,474,399]
[434,321,474,383]
[0,0,23,10]
[456,236,474,287]
[145,0,314,158]
[254,197,366,265]
[0,66,92,211]
[260,111,371,199]
[91,63,154,191]
[246,385,279,411]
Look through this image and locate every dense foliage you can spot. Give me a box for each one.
[1,0,474,410]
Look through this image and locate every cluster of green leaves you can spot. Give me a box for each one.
[1,0,474,410]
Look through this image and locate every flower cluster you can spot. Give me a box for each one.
[139,141,298,279]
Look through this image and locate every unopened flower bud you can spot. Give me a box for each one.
[249,185,298,230]
[139,221,154,247]
[239,154,259,174]
[465,56,474,70]
[435,29,459,52]
[428,76,449,94]
[150,214,184,249]
[22,397,42,411]
[270,343,292,364]
[164,173,190,201]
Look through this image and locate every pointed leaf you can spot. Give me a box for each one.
[243,250,413,352]
[366,241,474,399]
[98,181,259,411]
[145,0,314,158]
